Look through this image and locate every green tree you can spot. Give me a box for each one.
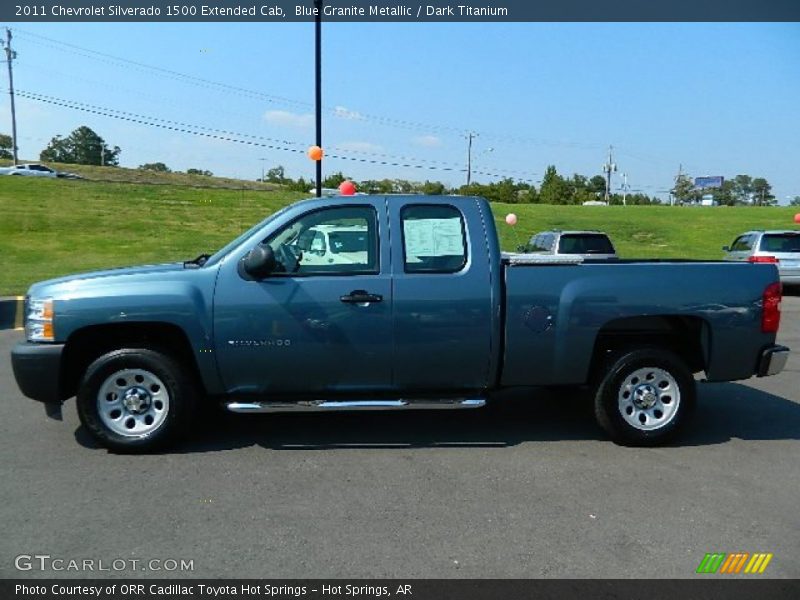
[790,196,800,207]
[711,180,736,206]
[588,175,606,196]
[40,126,120,166]
[187,168,212,176]
[672,173,697,204]
[265,165,286,183]
[138,162,171,172]
[732,174,754,204]
[286,176,310,192]
[0,133,12,160]
[539,165,570,204]
[322,172,347,188]
[420,180,446,195]
[752,177,775,206]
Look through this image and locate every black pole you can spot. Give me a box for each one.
[314,1,322,198]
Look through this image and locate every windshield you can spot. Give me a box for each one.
[558,234,615,254]
[329,231,369,253]
[759,233,800,253]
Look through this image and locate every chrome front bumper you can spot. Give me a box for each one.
[757,345,790,377]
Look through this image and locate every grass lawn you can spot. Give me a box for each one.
[1,175,798,295]
[0,177,305,294]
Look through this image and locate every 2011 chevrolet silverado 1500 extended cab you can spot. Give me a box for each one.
[11,195,790,452]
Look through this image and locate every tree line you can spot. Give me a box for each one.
[2,126,785,206]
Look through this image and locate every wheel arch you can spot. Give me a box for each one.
[587,314,711,383]
[61,322,207,400]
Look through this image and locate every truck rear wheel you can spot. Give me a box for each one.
[76,348,196,453]
[594,347,695,446]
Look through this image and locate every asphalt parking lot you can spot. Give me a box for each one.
[1,297,798,579]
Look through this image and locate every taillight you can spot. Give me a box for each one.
[749,255,779,264]
[762,282,782,333]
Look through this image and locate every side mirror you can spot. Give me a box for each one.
[722,245,730,252]
[243,244,277,279]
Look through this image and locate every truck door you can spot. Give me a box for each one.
[389,201,494,392]
[213,203,393,395]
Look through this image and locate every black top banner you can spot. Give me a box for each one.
[3,580,800,600]
[3,0,800,22]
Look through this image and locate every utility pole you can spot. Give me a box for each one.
[466,132,476,186]
[602,145,616,204]
[621,172,629,206]
[3,28,19,165]
[313,0,322,198]
[671,163,683,206]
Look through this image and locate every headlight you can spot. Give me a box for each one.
[26,297,55,342]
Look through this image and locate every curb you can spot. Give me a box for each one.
[0,296,24,331]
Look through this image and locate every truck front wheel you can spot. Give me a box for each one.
[76,348,196,452]
[594,348,695,446]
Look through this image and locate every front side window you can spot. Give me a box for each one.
[731,235,753,252]
[401,205,467,273]
[528,233,551,252]
[264,205,378,275]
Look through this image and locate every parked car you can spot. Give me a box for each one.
[525,230,618,260]
[11,195,788,452]
[1,163,59,177]
[0,163,81,179]
[723,230,800,287]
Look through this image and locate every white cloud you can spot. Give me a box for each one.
[335,141,383,153]
[413,135,442,147]
[263,110,313,128]
[332,106,363,120]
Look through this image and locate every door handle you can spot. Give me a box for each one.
[340,290,383,304]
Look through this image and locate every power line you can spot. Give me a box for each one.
[14,87,535,177]
[10,27,622,153]
[13,89,536,181]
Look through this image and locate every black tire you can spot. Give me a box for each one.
[76,348,196,453]
[593,347,695,446]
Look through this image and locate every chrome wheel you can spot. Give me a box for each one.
[97,369,170,437]
[617,367,680,431]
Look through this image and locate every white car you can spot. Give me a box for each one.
[526,230,619,261]
[723,230,800,287]
[0,163,81,178]
[296,224,371,267]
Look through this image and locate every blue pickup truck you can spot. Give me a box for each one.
[11,195,790,452]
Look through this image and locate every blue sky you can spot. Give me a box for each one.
[2,22,799,202]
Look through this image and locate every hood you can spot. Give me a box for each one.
[27,262,190,298]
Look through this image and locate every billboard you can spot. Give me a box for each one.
[694,176,724,189]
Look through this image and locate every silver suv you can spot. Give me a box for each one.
[723,230,800,286]
[526,230,618,260]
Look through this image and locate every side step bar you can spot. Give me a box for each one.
[225,398,486,414]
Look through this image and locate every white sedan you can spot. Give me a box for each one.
[0,163,80,178]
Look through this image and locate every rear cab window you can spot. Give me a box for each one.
[401,204,467,273]
[558,233,615,255]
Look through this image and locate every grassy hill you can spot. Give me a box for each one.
[1,174,798,295]
[1,161,284,191]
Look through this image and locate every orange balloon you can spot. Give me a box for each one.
[307,145,323,161]
[794,213,800,224]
